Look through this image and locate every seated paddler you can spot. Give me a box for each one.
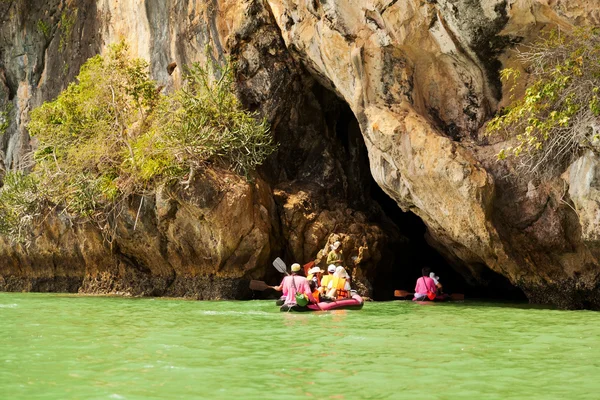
[413,267,438,301]
[318,264,337,295]
[272,263,317,306]
[307,265,324,287]
[326,266,352,300]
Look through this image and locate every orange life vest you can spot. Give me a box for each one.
[332,277,349,299]
[312,289,320,302]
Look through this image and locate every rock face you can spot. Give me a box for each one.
[0,0,402,300]
[0,169,279,299]
[260,0,600,308]
[2,0,600,308]
[274,181,403,298]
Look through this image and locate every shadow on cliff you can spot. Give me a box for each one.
[254,74,528,301]
[330,93,527,302]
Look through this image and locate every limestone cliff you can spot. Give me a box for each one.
[260,0,600,308]
[1,0,600,308]
[0,0,400,300]
[0,169,279,298]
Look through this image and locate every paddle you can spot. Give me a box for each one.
[394,289,465,301]
[449,293,465,301]
[249,280,274,291]
[272,257,288,275]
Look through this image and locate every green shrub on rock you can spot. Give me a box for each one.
[155,62,273,177]
[0,42,275,241]
[0,171,40,243]
[28,42,162,220]
[487,27,600,177]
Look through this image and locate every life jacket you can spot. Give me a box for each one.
[320,275,333,288]
[332,277,349,299]
[312,289,320,303]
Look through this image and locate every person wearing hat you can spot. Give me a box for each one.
[307,266,324,287]
[319,264,337,293]
[326,266,352,299]
[413,266,437,301]
[430,272,443,294]
[272,263,317,306]
[306,265,324,302]
[326,241,344,266]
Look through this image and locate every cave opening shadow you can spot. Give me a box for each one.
[369,182,469,301]
[369,183,526,302]
[330,98,526,302]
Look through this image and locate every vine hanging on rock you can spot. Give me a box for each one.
[487,27,600,178]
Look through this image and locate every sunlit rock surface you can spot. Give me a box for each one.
[1,0,600,307]
[0,169,278,299]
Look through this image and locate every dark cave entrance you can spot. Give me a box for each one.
[324,89,527,302]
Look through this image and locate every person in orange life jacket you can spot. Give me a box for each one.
[413,267,437,301]
[272,263,317,305]
[307,266,324,301]
[318,264,337,296]
[326,266,352,300]
[308,280,320,303]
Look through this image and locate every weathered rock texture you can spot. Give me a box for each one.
[0,169,279,298]
[0,0,401,300]
[2,0,600,307]
[274,181,403,298]
[260,0,600,308]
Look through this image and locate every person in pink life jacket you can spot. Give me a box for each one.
[413,267,438,301]
[272,263,317,305]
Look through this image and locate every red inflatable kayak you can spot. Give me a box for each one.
[279,294,364,312]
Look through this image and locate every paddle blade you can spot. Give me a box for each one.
[450,293,465,301]
[394,290,413,298]
[249,280,272,291]
[272,257,288,274]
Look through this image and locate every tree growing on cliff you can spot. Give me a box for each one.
[487,27,600,177]
[0,42,275,242]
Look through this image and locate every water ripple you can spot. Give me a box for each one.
[1,294,599,399]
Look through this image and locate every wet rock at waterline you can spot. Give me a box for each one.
[0,170,278,299]
[2,0,600,308]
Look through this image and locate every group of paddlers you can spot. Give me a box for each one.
[271,240,451,306]
[274,241,353,306]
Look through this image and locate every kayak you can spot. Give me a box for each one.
[412,293,451,302]
[394,290,462,302]
[279,294,364,312]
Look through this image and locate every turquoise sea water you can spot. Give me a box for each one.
[1,293,599,399]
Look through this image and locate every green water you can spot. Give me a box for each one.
[1,293,599,399]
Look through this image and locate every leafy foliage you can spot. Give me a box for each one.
[58,9,77,52]
[36,19,50,39]
[487,27,600,176]
[0,172,40,244]
[28,42,160,221]
[152,62,273,177]
[0,103,12,136]
[0,42,275,241]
